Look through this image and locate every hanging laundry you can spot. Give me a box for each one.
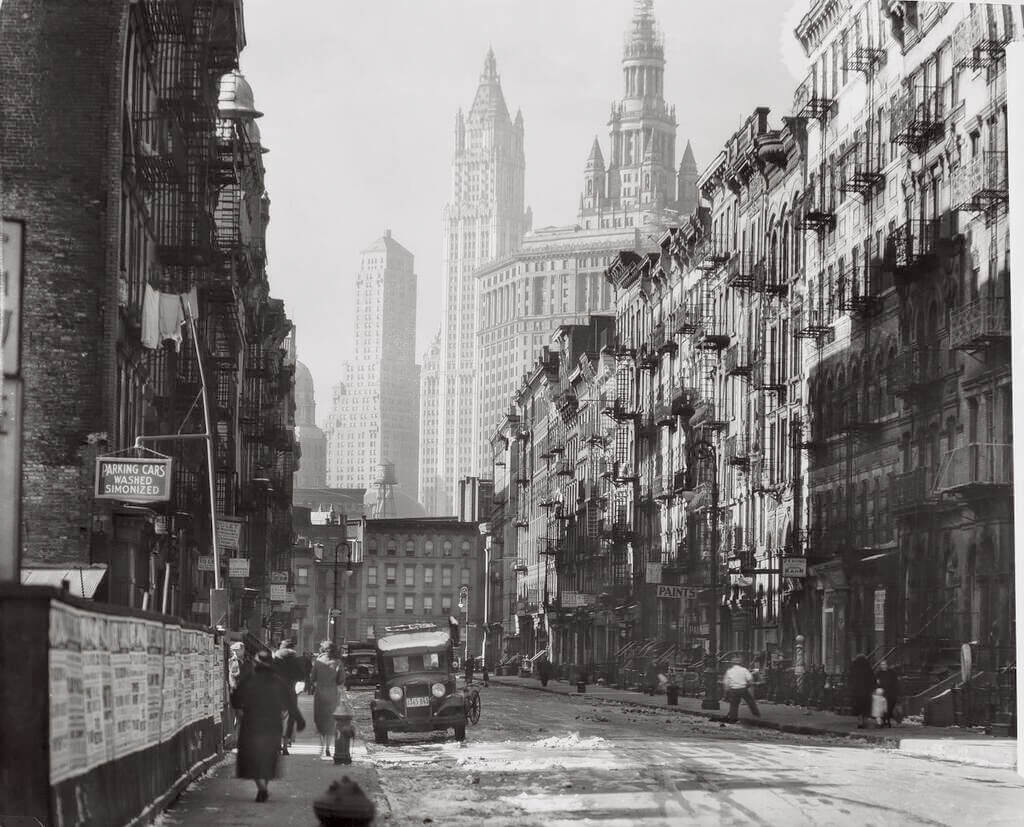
[141,283,161,349]
[158,291,186,352]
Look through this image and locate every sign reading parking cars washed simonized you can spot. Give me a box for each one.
[94,457,173,503]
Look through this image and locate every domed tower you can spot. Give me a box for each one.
[293,361,327,490]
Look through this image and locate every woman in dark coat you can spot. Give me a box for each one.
[231,649,305,802]
[848,653,876,728]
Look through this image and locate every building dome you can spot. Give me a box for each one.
[244,118,270,154]
[218,70,264,120]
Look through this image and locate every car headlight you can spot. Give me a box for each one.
[431,682,446,699]
[388,686,404,702]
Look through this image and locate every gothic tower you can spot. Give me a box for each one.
[421,49,529,515]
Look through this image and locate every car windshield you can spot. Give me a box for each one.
[386,652,444,674]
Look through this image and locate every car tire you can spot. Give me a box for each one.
[373,727,389,744]
[454,724,466,742]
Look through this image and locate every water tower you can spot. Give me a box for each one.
[370,460,398,518]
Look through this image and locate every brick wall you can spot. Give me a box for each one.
[0,1,128,564]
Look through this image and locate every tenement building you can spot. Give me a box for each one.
[326,231,420,502]
[419,49,531,516]
[1,0,297,633]
[482,1,1016,727]
[473,0,699,480]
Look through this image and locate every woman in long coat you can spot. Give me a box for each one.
[231,649,305,802]
[848,653,876,729]
[309,640,346,760]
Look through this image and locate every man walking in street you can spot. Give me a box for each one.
[723,655,761,724]
[273,638,306,754]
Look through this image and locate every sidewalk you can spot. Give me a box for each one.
[154,696,387,826]
[490,675,1017,769]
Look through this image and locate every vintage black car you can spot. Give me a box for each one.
[343,642,379,688]
[369,624,467,743]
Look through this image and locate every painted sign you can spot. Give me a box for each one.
[560,591,592,608]
[215,517,243,550]
[94,457,172,503]
[656,584,698,600]
[782,557,807,578]
[269,571,288,585]
[227,557,250,578]
[3,218,25,378]
[874,589,886,632]
[269,583,287,602]
[197,556,215,572]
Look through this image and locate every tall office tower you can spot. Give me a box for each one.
[293,361,327,490]
[420,49,530,515]
[474,0,697,469]
[417,332,442,511]
[326,231,420,501]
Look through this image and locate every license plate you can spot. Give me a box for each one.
[406,696,429,707]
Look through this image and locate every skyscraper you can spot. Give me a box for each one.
[419,49,530,515]
[473,0,697,469]
[293,361,327,490]
[326,231,420,500]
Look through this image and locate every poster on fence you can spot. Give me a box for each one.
[81,613,110,770]
[212,640,223,723]
[111,618,133,758]
[128,621,148,754]
[48,601,85,784]
[146,621,164,746]
[161,625,181,739]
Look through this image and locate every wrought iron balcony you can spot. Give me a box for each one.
[726,434,754,470]
[892,467,941,514]
[839,147,885,198]
[554,461,575,477]
[844,45,886,75]
[951,151,1008,213]
[696,235,731,271]
[797,191,836,234]
[891,218,947,282]
[602,398,640,422]
[890,86,945,152]
[652,477,673,501]
[834,265,884,318]
[950,297,1010,351]
[724,343,753,378]
[696,317,730,352]
[935,443,1012,495]
[794,308,831,340]
[725,252,763,290]
[886,348,950,400]
[672,306,701,336]
[751,360,786,402]
[953,12,1011,70]
[836,394,882,435]
[793,76,835,121]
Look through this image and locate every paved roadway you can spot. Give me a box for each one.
[161,683,1023,826]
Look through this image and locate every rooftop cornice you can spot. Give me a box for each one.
[795,0,852,57]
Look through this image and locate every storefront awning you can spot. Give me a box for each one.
[21,565,108,598]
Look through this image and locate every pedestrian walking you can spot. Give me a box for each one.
[227,641,252,746]
[231,649,305,803]
[272,638,305,754]
[537,654,551,687]
[848,653,876,728]
[876,660,901,727]
[481,660,489,687]
[464,654,475,685]
[309,640,346,760]
[302,651,315,694]
[722,656,761,723]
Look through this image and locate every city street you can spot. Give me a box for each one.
[161,684,1023,826]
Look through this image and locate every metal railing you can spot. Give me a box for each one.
[935,443,1012,493]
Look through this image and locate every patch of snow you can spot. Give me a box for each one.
[534,731,607,750]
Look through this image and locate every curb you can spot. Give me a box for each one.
[490,678,900,746]
[126,750,230,827]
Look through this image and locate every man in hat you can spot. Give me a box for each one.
[273,638,305,754]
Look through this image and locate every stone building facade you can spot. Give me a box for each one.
[1,0,297,632]
[293,360,327,489]
[482,2,1017,718]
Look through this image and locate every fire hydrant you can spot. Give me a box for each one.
[333,698,356,766]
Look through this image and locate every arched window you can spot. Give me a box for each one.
[405,540,416,556]
[443,540,453,557]
[781,221,790,280]
[424,540,435,556]
[461,540,472,556]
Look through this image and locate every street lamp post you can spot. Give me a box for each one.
[681,437,721,711]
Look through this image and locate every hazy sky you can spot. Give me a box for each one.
[240,0,808,420]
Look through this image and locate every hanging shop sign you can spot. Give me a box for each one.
[782,557,807,578]
[656,584,698,600]
[874,589,886,632]
[197,556,215,572]
[646,562,662,584]
[94,457,173,503]
[215,517,243,550]
[560,592,592,608]
[227,557,250,578]
[269,584,287,602]
[3,218,25,378]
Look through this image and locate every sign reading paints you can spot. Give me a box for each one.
[656,584,698,600]
[95,457,172,503]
